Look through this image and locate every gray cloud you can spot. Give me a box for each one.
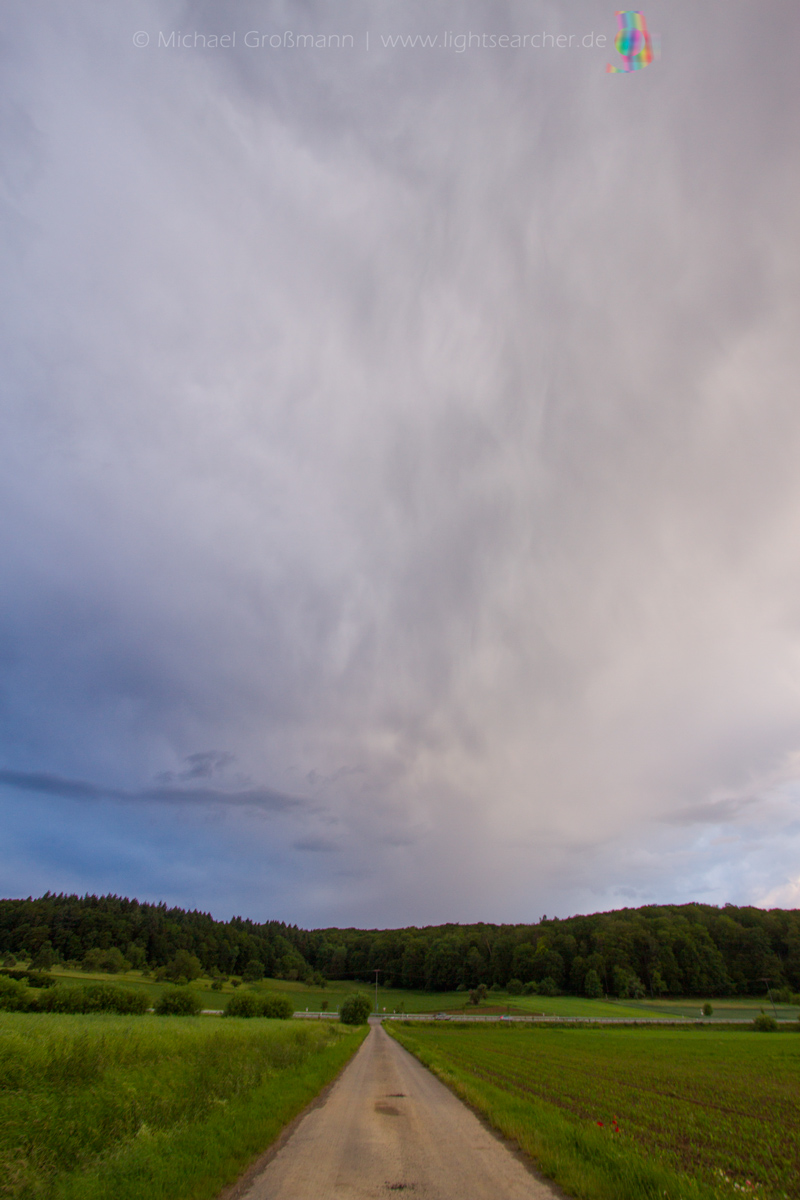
[1,0,800,924]
[293,836,339,853]
[0,769,306,813]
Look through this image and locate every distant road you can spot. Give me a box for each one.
[235,1018,562,1200]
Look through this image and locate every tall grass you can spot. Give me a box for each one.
[0,1011,366,1200]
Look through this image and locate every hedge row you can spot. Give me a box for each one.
[0,977,297,1019]
[0,977,148,1014]
[224,991,294,1019]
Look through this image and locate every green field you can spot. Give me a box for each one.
[28,969,650,1017]
[388,1021,800,1200]
[612,996,800,1022]
[16,964,799,1021]
[0,1010,366,1200]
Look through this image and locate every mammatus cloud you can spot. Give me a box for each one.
[1,0,800,925]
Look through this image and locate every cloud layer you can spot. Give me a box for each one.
[2,0,800,925]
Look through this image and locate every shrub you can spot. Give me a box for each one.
[506,978,524,995]
[702,1002,713,1016]
[26,971,56,988]
[0,976,36,1011]
[523,981,540,995]
[155,987,202,1016]
[261,993,294,1019]
[38,984,148,1015]
[211,978,224,991]
[225,991,261,1017]
[753,1012,778,1032]
[2,954,16,967]
[225,991,294,1019]
[539,976,559,996]
[1,969,56,988]
[339,993,373,1024]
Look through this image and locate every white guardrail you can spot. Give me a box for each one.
[289,1011,792,1024]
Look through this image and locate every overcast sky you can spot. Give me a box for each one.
[2,0,799,928]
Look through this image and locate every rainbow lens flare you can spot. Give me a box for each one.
[607,11,654,73]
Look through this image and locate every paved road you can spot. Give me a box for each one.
[237,1019,562,1200]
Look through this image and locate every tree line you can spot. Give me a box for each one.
[1,892,798,997]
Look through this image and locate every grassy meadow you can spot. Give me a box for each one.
[0,1010,366,1200]
[13,962,797,1021]
[388,1020,800,1200]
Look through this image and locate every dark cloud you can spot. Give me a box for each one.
[292,836,339,853]
[0,768,306,813]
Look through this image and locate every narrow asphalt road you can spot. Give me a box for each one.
[237,1019,563,1200]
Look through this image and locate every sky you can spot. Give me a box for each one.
[2,0,800,929]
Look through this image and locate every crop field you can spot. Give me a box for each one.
[388,1021,800,1200]
[0,1011,366,1200]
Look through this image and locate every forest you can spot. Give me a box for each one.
[1,893,798,998]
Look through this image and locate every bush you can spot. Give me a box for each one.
[225,991,260,1017]
[539,976,559,996]
[261,993,294,1019]
[506,978,524,995]
[753,1012,778,1032]
[26,971,56,988]
[523,981,540,995]
[0,969,27,981]
[702,1002,713,1016]
[0,969,55,988]
[339,993,373,1024]
[0,976,36,1011]
[38,984,148,1015]
[155,987,202,1016]
[225,991,294,1019]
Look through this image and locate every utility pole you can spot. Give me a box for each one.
[760,978,778,1019]
[374,968,380,1013]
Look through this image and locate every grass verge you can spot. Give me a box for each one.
[0,1011,367,1200]
[387,1021,799,1200]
